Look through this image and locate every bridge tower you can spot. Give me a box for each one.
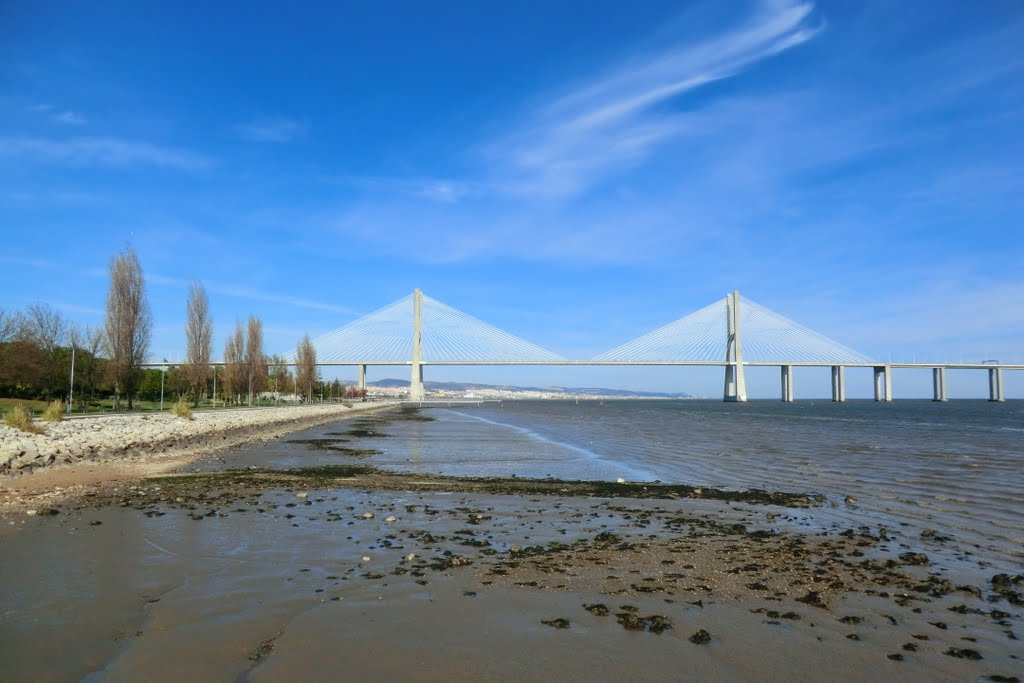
[723,290,747,402]
[410,288,425,401]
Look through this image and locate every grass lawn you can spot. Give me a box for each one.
[2,396,342,417]
[0,398,50,416]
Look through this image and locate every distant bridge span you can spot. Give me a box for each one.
[151,289,1019,402]
[283,289,1018,402]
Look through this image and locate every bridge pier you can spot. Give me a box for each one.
[932,367,947,402]
[830,366,846,402]
[358,364,366,391]
[988,367,1005,402]
[873,365,893,402]
[781,365,794,402]
[723,291,747,402]
[410,289,425,401]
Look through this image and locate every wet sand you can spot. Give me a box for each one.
[1,408,1021,681]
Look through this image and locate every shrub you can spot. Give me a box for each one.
[170,397,193,420]
[4,404,43,434]
[42,400,65,422]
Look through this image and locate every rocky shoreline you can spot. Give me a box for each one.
[0,403,397,515]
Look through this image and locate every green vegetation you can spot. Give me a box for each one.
[41,399,65,422]
[1,257,354,413]
[3,404,43,434]
[0,398,48,415]
[170,396,193,420]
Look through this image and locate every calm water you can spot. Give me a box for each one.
[342,399,1023,579]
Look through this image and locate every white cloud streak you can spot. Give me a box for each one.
[54,111,86,125]
[332,1,821,204]
[27,104,86,125]
[0,136,212,170]
[235,117,306,143]
[148,273,356,315]
[489,0,821,196]
[331,175,476,203]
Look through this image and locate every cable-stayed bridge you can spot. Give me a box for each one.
[280,289,1019,402]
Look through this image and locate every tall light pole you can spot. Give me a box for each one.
[67,341,76,414]
[160,359,168,410]
[212,364,217,408]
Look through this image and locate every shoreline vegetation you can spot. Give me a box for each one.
[1,406,1021,680]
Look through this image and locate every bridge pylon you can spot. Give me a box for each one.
[723,290,748,402]
[410,288,424,401]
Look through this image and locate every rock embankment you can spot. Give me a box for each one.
[0,403,394,475]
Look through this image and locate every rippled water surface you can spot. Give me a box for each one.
[352,399,1023,577]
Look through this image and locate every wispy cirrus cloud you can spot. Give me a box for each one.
[331,175,475,203]
[235,117,306,143]
[488,0,822,197]
[329,1,821,204]
[0,136,213,170]
[148,273,356,315]
[322,1,825,262]
[28,104,86,125]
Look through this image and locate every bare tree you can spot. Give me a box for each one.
[184,282,213,406]
[104,247,152,410]
[23,303,69,399]
[244,315,266,405]
[268,354,291,400]
[296,334,317,402]
[0,307,24,344]
[0,307,28,390]
[75,325,107,409]
[223,321,245,404]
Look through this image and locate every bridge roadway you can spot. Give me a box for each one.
[308,360,1021,403]
[143,359,1019,401]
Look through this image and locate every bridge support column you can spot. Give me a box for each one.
[358,364,366,391]
[410,289,425,401]
[932,367,947,402]
[988,367,1005,402]
[873,365,892,402]
[831,366,846,402]
[781,365,794,402]
[723,290,747,402]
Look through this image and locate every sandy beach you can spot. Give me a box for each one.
[1,406,1021,681]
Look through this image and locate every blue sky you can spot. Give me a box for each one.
[1,0,1022,398]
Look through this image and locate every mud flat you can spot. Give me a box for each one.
[0,407,1021,681]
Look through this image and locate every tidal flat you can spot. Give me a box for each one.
[1,407,1021,681]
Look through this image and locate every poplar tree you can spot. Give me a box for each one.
[223,321,245,404]
[296,334,317,402]
[104,247,152,410]
[184,282,213,406]
[244,315,267,405]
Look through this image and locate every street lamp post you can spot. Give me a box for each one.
[160,359,168,410]
[67,343,76,414]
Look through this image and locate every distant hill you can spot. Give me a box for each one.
[369,378,692,399]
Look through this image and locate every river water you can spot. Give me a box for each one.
[344,399,1023,580]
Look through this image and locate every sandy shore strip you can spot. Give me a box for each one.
[0,402,397,511]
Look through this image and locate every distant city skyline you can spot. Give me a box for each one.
[1,1,1021,398]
